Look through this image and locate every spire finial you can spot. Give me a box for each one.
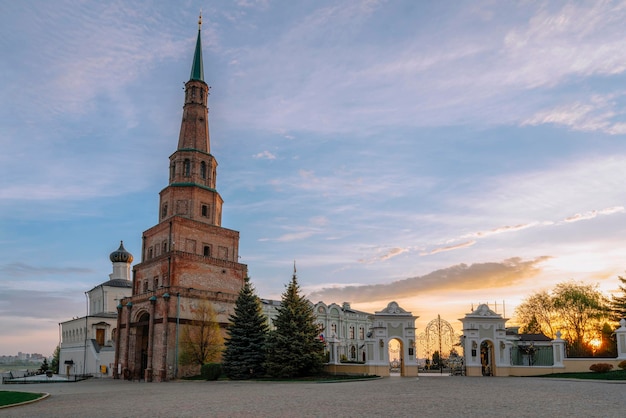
[189,14,205,81]
[293,260,297,276]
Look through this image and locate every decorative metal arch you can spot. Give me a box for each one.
[419,315,457,370]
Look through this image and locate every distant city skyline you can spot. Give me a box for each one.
[3,1,626,355]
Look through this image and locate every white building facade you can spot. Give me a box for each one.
[59,242,133,377]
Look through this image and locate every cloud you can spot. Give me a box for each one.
[0,262,93,278]
[0,286,84,319]
[522,93,626,135]
[217,1,626,134]
[561,206,625,223]
[253,150,276,160]
[422,241,477,256]
[359,247,409,264]
[309,256,550,303]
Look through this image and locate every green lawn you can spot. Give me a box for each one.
[0,391,45,407]
[537,369,626,380]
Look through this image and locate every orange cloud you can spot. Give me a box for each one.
[309,256,551,303]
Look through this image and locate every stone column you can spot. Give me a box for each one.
[113,303,123,379]
[146,296,157,382]
[160,293,171,381]
[123,302,133,380]
[552,331,566,368]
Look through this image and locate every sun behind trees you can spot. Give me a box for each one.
[515,281,613,357]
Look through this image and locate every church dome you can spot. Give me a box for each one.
[110,241,134,263]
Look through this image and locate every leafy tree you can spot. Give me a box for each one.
[265,272,325,378]
[179,302,223,366]
[222,277,269,379]
[552,281,610,355]
[51,345,60,374]
[515,290,555,337]
[610,276,626,321]
[515,281,611,357]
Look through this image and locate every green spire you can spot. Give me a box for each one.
[189,14,204,82]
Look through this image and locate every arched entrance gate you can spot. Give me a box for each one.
[369,302,419,377]
[460,304,507,377]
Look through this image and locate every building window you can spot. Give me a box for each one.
[184,159,191,176]
[143,280,148,293]
[203,245,211,257]
[161,203,168,219]
[148,247,153,259]
[201,205,208,217]
[200,162,206,179]
[153,276,159,289]
[359,327,365,340]
[331,323,337,337]
[349,326,355,339]
[162,241,167,253]
[350,345,356,359]
[170,163,175,180]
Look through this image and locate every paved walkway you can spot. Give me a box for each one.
[2,375,625,417]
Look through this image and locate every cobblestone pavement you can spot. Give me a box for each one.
[2,375,625,417]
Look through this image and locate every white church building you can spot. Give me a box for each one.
[58,242,133,377]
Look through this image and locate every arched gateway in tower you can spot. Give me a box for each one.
[115,17,247,382]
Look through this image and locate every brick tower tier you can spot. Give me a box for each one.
[115,16,247,382]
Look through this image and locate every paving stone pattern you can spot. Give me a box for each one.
[2,375,625,417]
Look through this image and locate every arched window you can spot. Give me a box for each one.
[200,162,206,179]
[349,326,355,339]
[351,345,356,359]
[184,159,191,177]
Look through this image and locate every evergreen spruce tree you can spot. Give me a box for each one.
[265,270,325,378]
[222,277,269,379]
[611,275,626,321]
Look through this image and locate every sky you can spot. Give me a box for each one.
[2,0,626,356]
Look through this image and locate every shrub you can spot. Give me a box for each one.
[589,363,613,373]
[201,363,222,381]
[618,360,626,370]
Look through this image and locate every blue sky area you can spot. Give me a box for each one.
[2,0,626,355]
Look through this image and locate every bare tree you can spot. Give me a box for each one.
[179,302,223,366]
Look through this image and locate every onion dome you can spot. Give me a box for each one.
[109,241,134,263]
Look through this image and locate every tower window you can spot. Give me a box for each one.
[170,163,175,180]
[148,247,153,260]
[143,280,148,293]
[161,203,168,219]
[200,162,206,179]
[184,159,191,176]
[201,204,208,217]
[203,245,210,257]
[162,241,168,253]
